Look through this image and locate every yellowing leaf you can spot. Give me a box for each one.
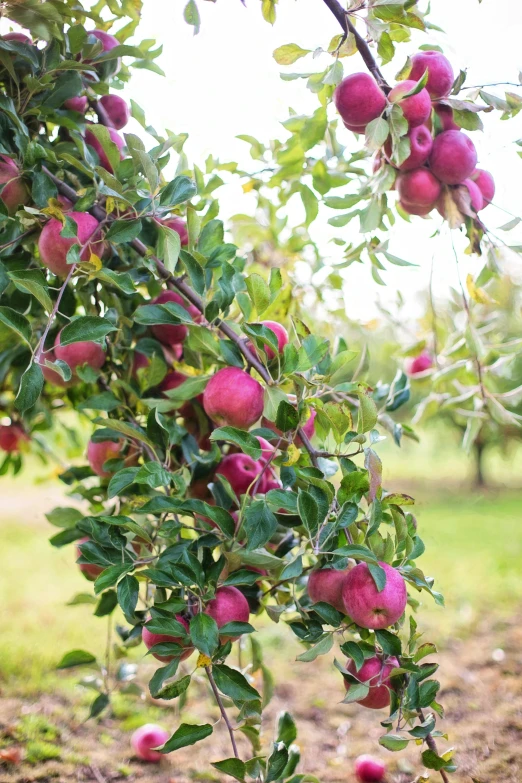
[42,200,65,221]
[466,273,493,304]
[197,653,212,668]
[281,444,301,466]
[242,179,256,193]
[86,253,102,272]
[273,43,310,65]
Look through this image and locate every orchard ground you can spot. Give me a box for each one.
[1,430,522,782]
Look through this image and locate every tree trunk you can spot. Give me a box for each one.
[474,439,486,488]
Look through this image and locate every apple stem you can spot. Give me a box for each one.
[320,0,390,91]
[206,666,240,759]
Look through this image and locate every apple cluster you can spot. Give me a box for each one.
[335,50,495,218]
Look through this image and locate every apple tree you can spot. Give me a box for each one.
[0,0,520,780]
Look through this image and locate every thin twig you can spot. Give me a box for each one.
[417,708,450,783]
[0,227,36,251]
[205,666,239,759]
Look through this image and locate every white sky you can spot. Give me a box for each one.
[127,0,522,321]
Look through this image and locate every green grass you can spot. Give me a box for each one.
[1,428,521,686]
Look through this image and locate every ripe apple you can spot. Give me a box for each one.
[407,351,432,375]
[204,585,250,641]
[433,103,460,132]
[388,80,431,128]
[161,216,189,246]
[334,73,386,129]
[142,616,193,662]
[131,724,169,763]
[39,212,104,276]
[400,201,434,216]
[150,290,198,347]
[247,320,289,360]
[384,125,433,171]
[54,331,106,373]
[342,562,407,629]
[354,755,386,782]
[88,30,121,76]
[99,94,130,130]
[307,568,348,614]
[203,367,265,430]
[3,32,32,44]
[344,655,399,709]
[429,130,477,185]
[409,50,454,99]
[216,452,266,496]
[64,96,88,113]
[397,168,441,207]
[76,536,103,581]
[0,424,27,452]
[0,155,29,215]
[87,439,123,478]
[471,168,495,205]
[85,126,125,173]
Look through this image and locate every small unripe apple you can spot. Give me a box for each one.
[142,616,193,662]
[85,127,125,173]
[64,96,88,113]
[162,216,189,246]
[384,125,433,172]
[344,655,399,709]
[216,453,266,496]
[131,724,169,763]
[0,424,27,452]
[87,439,122,478]
[388,80,431,128]
[54,331,106,373]
[429,130,477,185]
[308,568,348,613]
[76,536,104,581]
[203,367,265,430]
[99,94,130,130]
[342,562,407,629]
[39,212,104,276]
[409,50,454,99]
[334,73,386,129]
[397,168,441,207]
[471,168,495,205]
[3,32,32,44]
[407,351,432,375]
[433,103,460,132]
[247,320,289,360]
[204,586,250,641]
[150,290,198,347]
[355,755,386,782]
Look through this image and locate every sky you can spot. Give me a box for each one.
[6,0,522,322]
[127,0,522,321]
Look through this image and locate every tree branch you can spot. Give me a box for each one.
[205,666,239,759]
[321,0,389,89]
[416,708,450,783]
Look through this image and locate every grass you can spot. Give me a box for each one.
[1,426,521,686]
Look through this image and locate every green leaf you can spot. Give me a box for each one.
[210,427,262,460]
[0,307,31,344]
[212,664,261,702]
[219,622,256,637]
[273,43,310,65]
[365,118,389,151]
[379,733,409,751]
[57,649,96,669]
[15,362,43,412]
[117,575,139,620]
[45,506,83,528]
[155,674,191,701]
[245,273,271,316]
[357,390,378,433]
[9,271,53,312]
[212,758,246,782]
[60,317,116,345]
[296,633,333,662]
[375,629,402,657]
[183,0,201,35]
[88,692,109,720]
[105,219,143,244]
[135,462,171,488]
[244,500,278,550]
[189,613,219,657]
[160,176,197,207]
[161,723,213,754]
[107,467,140,498]
[161,225,181,273]
[276,711,297,745]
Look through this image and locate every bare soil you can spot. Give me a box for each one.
[1,611,522,783]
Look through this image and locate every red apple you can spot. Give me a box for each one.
[216,452,266,496]
[0,424,27,452]
[308,568,348,614]
[87,439,123,478]
[342,562,407,629]
[433,103,460,132]
[429,130,477,185]
[409,50,454,100]
[384,125,433,171]
[471,168,495,205]
[399,201,434,216]
[203,367,264,430]
[76,536,103,581]
[39,212,104,276]
[247,320,289,360]
[54,330,106,373]
[99,94,130,130]
[161,216,189,246]
[334,73,386,129]
[85,126,125,173]
[0,155,29,215]
[150,290,198,347]
[355,755,386,782]
[407,351,432,375]
[397,168,441,207]
[3,32,32,44]
[388,80,432,128]
[204,586,250,641]
[131,724,169,763]
[64,96,88,113]
[344,656,399,709]
[142,616,193,662]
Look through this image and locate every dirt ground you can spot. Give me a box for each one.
[1,611,521,783]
